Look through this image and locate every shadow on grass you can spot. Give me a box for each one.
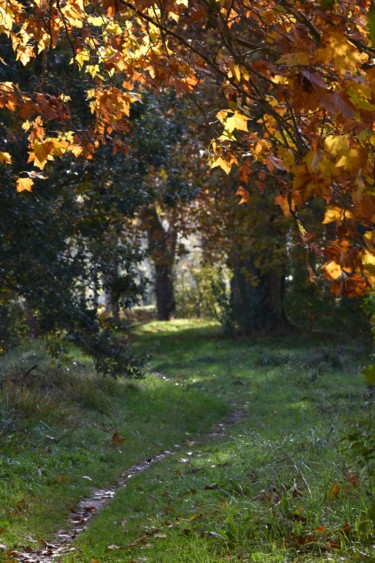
[68,320,373,562]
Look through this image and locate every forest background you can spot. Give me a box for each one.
[0,0,374,370]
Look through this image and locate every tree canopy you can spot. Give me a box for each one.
[0,0,374,297]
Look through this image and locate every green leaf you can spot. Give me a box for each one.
[362,365,375,385]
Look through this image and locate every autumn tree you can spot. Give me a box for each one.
[0,0,373,299]
[190,167,291,334]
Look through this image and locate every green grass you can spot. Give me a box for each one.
[63,320,374,562]
[0,328,227,552]
[0,319,374,562]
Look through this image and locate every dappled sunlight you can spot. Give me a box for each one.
[1,321,372,561]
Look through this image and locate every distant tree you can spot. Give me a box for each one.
[123,92,203,320]
[193,170,291,334]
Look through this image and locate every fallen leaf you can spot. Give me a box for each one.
[181,488,197,495]
[329,482,340,498]
[111,430,125,447]
[347,473,360,487]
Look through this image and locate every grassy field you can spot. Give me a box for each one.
[0,319,374,561]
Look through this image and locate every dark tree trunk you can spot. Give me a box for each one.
[25,299,39,338]
[140,206,177,321]
[155,263,176,321]
[103,257,121,325]
[230,254,290,336]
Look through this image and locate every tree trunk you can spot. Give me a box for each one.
[24,299,39,338]
[230,254,290,336]
[140,206,176,321]
[103,256,121,325]
[154,263,176,321]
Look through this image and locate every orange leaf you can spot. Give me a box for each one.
[236,186,250,205]
[16,177,34,192]
[323,260,342,281]
[274,194,291,218]
[347,473,360,487]
[330,482,340,498]
[111,430,125,447]
[0,151,12,164]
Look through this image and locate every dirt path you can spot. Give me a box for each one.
[7,450,176,562]
[8,403,248,562]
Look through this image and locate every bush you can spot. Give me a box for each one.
[0,301,29,353]
[175,264,229,319]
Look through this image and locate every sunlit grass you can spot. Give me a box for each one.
[0,320,373,560]
[0,326,228,551]
[63,320,374,562]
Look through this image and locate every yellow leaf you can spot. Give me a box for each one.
[324,135,350,157]
[31,140,55,169]
[322,206,353,224]
[0,7,13,32]
[230,64,241,82]
[361,250,375,267]
[277,52,310,66]
[361,250,375,287]
[226,110,249,133]
[324,260,342,280]
[22,120,32,131]
[16,177,34,192]
[87,15,105,26]
[304,150,322,174]
[86,64,101,78]
[346,82,375,111]
[211,156,233,174]
[73,49,90,68]
[0,151,12,164]
[315,30,367,75]
[335,147,367,173]
[70,144,83,157]
[51,137,69,157]
[277,148,295,172]
[216,109,229,125]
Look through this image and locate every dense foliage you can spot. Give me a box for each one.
[0,0,373,297]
